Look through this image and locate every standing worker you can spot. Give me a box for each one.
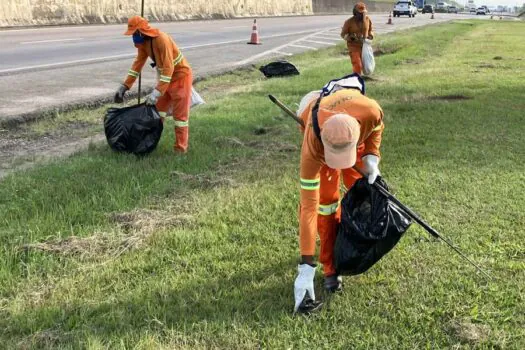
[114,16,193,153]
[293,75,384,313]
[340,3,374,75]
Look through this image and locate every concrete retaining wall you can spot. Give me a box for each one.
[312,0,394,14]
[0,0,394,27]
[0,0,313,27]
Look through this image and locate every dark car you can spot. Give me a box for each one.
[422,4,434,13]
[448,6,458,13]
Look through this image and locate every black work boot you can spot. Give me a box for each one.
[324,275,343,293]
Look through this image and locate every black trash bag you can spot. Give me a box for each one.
[104,104,163,155]
[334,177,412,276]
[259,60,300,78]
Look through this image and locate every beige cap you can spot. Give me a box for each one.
[320,114,360,169]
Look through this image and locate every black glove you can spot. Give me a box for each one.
[114,84,128,103]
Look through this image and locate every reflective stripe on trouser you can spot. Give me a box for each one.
[156,71,193,152]
[318,148,365,276]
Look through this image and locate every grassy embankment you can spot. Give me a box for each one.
[1,20,524,348]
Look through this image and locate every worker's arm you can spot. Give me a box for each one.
[368,17,375,39]
[340,19,351,40]
[299,132,323,257]
[363,108,384,157]
[123,46,148,90]
[153,35,175,95]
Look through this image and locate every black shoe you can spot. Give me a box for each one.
[297,292,323,315]
[324,275,343,293]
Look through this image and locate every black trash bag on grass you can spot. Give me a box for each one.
[259,60,300,78]
[104,104,163,155]
[334,177,412,276]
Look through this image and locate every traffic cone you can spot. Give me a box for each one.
[431,11,435,19]
[387,12,393,25]
[247,19,261,45]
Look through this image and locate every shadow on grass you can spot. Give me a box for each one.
[3,256,303,346]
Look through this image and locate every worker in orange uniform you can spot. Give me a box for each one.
[114,16,193,153]
[340,3,374,75]
[293,75,383,313]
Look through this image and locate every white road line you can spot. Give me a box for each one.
[0,28,333,75]
[223,25,248,29]
[312,35,342,41]
[275,50,293,56]
[20,38,84,45]
[301,39,337,45]
[289,43,318,50]
[0,53,135,74]
[235,28,336,65]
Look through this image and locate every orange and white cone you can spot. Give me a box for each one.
[387,12,393,25]
[247,19,261,45]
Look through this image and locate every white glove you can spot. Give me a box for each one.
[362,154,380,184]
[145,89,162,106]
[294,263,316,313]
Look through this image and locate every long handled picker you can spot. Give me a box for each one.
[268,94,491,279]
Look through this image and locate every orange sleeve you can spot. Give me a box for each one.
[153,35,175,95]
[363,108,384,157]
[123,46,148,90]
[299,130,323,256]
[368,17,374,39]
[340,19,351,39]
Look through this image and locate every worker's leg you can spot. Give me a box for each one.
[156,91,172,124]
[318,165,340,277]
[349,47,363,75]
[170,72,193,153]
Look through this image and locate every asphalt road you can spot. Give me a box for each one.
[0,13,486,126]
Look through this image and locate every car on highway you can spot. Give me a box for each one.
[448,6,458,13]
[476,7,487,14]
[393,1,418,17]
[422,4,434,13]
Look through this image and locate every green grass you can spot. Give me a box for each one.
[1,21,524,348]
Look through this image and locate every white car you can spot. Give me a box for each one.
[476,7,486,14]
[393,1,418,17]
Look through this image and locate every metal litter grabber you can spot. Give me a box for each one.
[268,94,491,279]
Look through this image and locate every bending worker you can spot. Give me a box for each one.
[114,16,193,153]
[340,3,374,75]
[294,75,384,312]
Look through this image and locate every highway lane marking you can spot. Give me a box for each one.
[312,35,341,41]
[0,28,332,75]
[20,38,84,45]
[301,39,336,45]
[289,43,318,50]
[235,28,337,65]
[275,50,293,56]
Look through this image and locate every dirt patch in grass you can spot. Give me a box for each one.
[449,319,492,344]
[429,95,473,101]
[477,63,496,69]
[493,56,503,60]
[22,208,193,259]
[17,329,65,350]
[171,170,238,189]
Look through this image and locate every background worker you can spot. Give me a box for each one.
[293,77,384,312]
[114,16,193,153]
[340,3,374,75]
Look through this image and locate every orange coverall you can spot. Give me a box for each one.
[124,32,193,152]
[299,89,384,276]
[340,16,374,75]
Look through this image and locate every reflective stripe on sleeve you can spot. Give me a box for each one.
[318,201,339,216]
[300,178,320,190]
[158,111,167,118]
[128,69,139,78]
[174,120,189,127]
[173,52,184,66]
[160,75,171,83]
[372,122,383,131]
